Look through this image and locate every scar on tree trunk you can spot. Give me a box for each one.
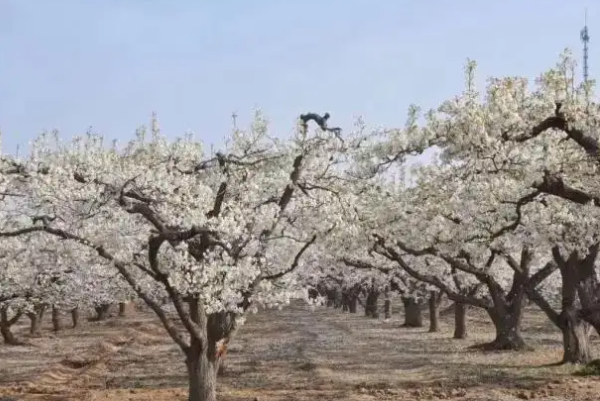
[560,308,593,364]
[0,307,24,345]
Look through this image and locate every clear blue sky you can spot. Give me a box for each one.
[0,0,595,156]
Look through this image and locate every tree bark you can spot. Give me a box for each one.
[185,338,219,401]
[347,294,358,313]
[428,291,440,332]
[383,298,391,320]
[525,245,596,363]
[453,302,468,339]
[341,292,350,312]
[52,306,62,332]
[118,302,128,317]
[560,308,593,363]
[483,308,526,350]
[0,307,22,345]
[93,304,111,321]
[27,304,46,336]
[401,297,423,327]
[71,307,80,328]
[365,288,379,318]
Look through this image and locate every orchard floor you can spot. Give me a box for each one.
[1,302,600,400]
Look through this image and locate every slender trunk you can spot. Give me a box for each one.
[560,307,592,364]
[453,302,468,339]
[118,302,127,317]
[51,306,62,332]
[94,303,111,321]
[365,288,379,318]
[71,308,80,328]
[484,308,526,350]
[401,297,423,327]
[186,338,218,401]
[428,291,439,332]
[0,308,21,345]
[383,298,391,320]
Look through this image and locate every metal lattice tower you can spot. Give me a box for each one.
[581,9,591,83]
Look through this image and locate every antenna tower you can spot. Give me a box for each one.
[581,9,591,83]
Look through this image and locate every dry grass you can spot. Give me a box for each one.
[1,301,600,400]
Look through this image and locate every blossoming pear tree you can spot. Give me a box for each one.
[415,50,600,353]
[0,112,365,401]
[343,50,600,358]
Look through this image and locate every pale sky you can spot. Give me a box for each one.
[0,0,595,158]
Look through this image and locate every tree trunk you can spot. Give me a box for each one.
[186,338,219,401]
[428,291,439,332]
[348,294,358,313]
[326,289,336,307]
[401,297,423,327]
[341,292,350,312]
[383,298,391,320]
[453,302,468,339]
[118,302,127,317]
[0,308,21,345]
[365,288,379,318]
[52,306,62,332]
[560,307,592,363]
[27,304,46,336]
[484,309,526,350]
[333,288,343,309]
[94,304,111,321]
[71,308,80,328]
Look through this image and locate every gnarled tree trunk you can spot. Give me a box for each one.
[526,245,597,364]
[560,307,592,363]
[484,308,526,350]
[401,297,423,327]
[0,307,22,345]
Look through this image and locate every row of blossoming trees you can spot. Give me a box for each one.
[2,50,600,401]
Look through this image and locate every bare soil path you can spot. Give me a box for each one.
[1,301,600,400]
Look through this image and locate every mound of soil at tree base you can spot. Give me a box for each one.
[3,336,133,399]
[123,325,165,346]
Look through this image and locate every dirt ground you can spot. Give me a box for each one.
[1,302,600,401]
